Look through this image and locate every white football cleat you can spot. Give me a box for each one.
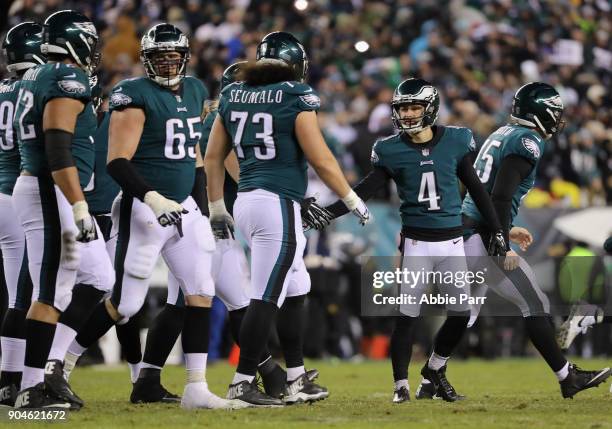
[181,382,247,410]
[557,305,604,350]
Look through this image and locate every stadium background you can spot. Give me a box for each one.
[0,0,611,366]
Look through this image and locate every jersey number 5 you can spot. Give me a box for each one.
[229,111,275,160]
[476,139,502,183]
[418,171,441,211]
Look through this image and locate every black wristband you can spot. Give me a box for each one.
[106,158,154,201]
[191,167,208,216]
[45,129,75,171]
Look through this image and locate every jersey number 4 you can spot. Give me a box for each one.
[229,111,275,160]
[418,171,441,211]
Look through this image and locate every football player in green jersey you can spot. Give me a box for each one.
[205,31,369,407]
[0,21,44,407]
[201,61,322,399]
[457,82,610,398]
[65,23,233,409]
[12,10,116,410]
[304,78,506,403]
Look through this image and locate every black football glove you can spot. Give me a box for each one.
[487,230,508,257]
[300,197,334,231]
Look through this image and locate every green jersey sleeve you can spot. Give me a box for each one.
[46,64,91,104]
[505,133,543,165]
[108,79,146,111]
[286,82,320,112]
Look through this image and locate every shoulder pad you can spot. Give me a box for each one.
[281,81,315,95]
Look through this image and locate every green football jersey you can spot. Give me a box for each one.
[218,80,320,201]
[200,109,238,214]
[109,76,208,202]
[462,124,544,226]
[85,111,120,214]
[0,77,21,195]
[15,63,95,188]
[371,126,476,229]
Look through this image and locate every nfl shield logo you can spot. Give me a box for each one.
[422,148,430,156]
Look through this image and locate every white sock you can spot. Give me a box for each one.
[140,362,162,371]
[287,365,305,382]
[427,352,449,371]
[394,379,409,390]
[555,362,570,381]
[21,366,44,390]
[67,339,87,357]
[232,372,254,385]
[47,323,77,362]
[0,337,26,372]
[185,353,207,384]
[128,362,141,384]
[63,351,80,381]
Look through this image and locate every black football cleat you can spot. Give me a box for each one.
[227,379,284,408]
[0,383,18,407]
[421,364,465,402]
[14,383,71,409]
[44,360,84,410]
[262,366,322,399]
[560,364,611,399]
[415,380,436,400]
[283,372,329,404]
[130,370,181,404]
[392,386,410,403]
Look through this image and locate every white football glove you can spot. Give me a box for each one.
[208,199,235,240]
[342,190,370,226]
[72,200,98,243]
[144,191,187,227]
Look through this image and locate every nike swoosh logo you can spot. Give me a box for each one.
[453,239,461,244]
[303,88,313,93]
[64,73,77,78]
[115,86,122,92]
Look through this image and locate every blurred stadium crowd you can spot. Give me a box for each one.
[1,0,611,362]
[4,0,611,207]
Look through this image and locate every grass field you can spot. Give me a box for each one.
[10,358,612,429]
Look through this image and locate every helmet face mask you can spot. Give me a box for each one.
[256,32,308,82]
[42,10,99,76]
[511,82,565,139]
[141,24,190,88]
[391,78,440,135]
[3,22,46,73]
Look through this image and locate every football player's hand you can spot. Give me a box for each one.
[342,190,370,226]
[510,226,533,251]
[208,199,235,240]
[503,250,520,271]
[144,191,188,227]
[487,230,507,257]
[300,197,334,231]
[72,201,98,243]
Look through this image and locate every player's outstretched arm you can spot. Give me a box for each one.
[107,107,186,227]
[204,115,235,239]
[43,97,97,242]
[295,111,370,225]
